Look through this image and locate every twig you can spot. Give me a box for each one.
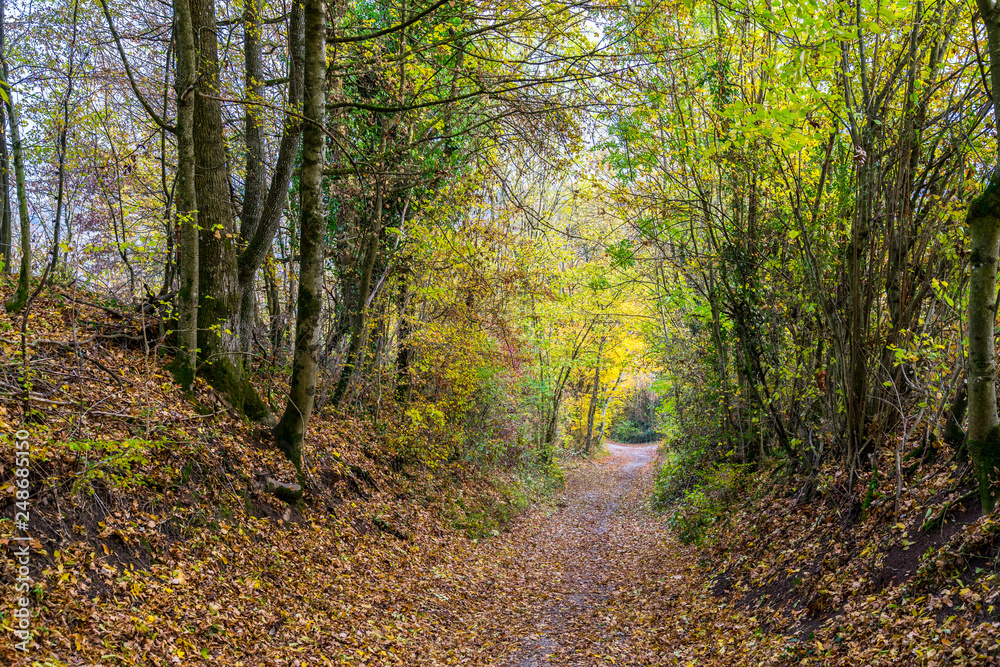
[57,293,128,319]
[79,351,128,389]
[0,394,76,406]
[221,469,250,517]
[921,489,979,533]
[0,335,130,389]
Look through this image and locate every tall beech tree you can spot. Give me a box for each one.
[187,0,270,419]
[968,0,1000,511]
[273,0,327,473]
[173,0,199,391]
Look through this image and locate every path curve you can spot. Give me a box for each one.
[606,441,659,473]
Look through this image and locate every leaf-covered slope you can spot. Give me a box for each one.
[0,284,557,665]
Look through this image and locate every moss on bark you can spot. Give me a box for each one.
[202,356,273,424]
[968,425,1000,513]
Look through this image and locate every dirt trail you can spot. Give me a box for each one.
[495,441,667,666]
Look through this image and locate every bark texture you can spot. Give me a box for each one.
[190,0,271,421]
[172,0,199,391]
[0,0,12,272]
[273,0,326,473]
[2,46,31,313]
[967,0,1000,512]
[236,1,304,357]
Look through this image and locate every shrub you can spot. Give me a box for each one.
[666,487,721,544]
[656,458,747,544]
[610,419,661,444]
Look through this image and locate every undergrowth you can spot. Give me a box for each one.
[445,464,563,539]
[653,447,748,544]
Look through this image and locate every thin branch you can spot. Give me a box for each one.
[97,0,176,133]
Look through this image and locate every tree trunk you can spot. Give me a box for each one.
[2,44,31,314]
[846,147,873,476]
[263,255,283,362]
[237,1,304,358]
[395,258,412,400]
[273,0,326,473]
[172,0,199,391]
[0,0,12,273]
[191,0,238,354]
[241,0,265,252]
[599,370,624,447]
[944,378,968,449]
[967,0,1000,512]
[544,366,571,447]
[706,263,735,448]
[967,181,1000,510]
[190,0,271,421]
[584,337,604,453]
[237,0,265,358]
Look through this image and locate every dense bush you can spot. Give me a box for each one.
[609,419,660,443]
[655,458,746,544]
[651,378,748,543]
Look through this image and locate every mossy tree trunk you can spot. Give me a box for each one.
[188,0,272,422]
[968,0,1000,512]
[0,0,11,273]
[273,0,326,473]
[191,0,239,360]
[1,39,31,314]
[172,0,199,392]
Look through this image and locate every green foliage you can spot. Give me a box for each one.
[655,457,746,545]
[653,378,748,544]
[605,239,635,269]
[445,465,563,540]
[664,486,721,544]
[609,419,659,444]
[65,438,156,495]
[608,387,661,443]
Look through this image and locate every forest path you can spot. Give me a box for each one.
[493,441,668,666]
